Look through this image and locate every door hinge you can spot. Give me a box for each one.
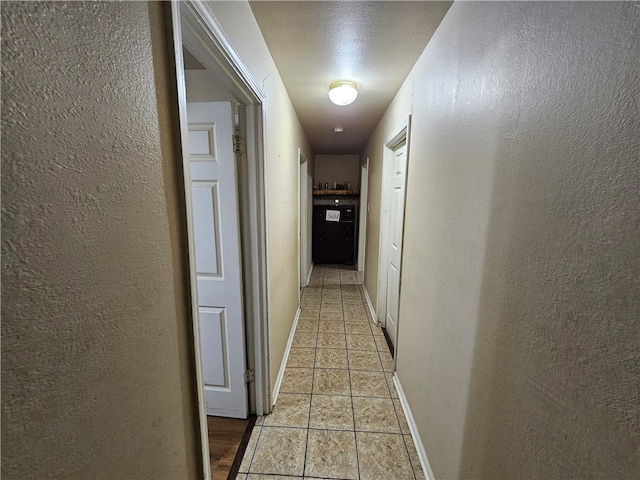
[233,134,246,154]
[244,369,255,384]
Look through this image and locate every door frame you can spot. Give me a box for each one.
[376,116,411,356]
[298,149,309,294]
[167,2,270,478]
[357,157,369,272]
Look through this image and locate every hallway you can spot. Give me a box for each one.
[237,266,423,479]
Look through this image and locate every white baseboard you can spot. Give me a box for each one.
[271,306,301,406]
[305,263,313,287]
[362,284,377,324]
[393,373,435,480]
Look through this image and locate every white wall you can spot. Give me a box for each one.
[203,1,313,392]
[363,1,639,478]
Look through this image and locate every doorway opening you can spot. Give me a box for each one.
[298,149,312,294]
[167,1,269,478]
[357,157,369,272]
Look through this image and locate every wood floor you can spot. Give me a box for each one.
[208,415,255,480]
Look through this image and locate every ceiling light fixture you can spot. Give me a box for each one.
[333,126,344,133]
[328,81,358,106]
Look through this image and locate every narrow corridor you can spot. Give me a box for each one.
[237,266,424,479]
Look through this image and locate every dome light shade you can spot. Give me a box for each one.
[328,81,358,106]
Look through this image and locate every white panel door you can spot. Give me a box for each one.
[187,101,248,418]
[385,142,407,349]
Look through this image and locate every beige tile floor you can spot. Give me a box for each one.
[238,266,424,480]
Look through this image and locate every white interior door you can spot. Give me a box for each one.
[187,101,248,418]
[385,142,407,349]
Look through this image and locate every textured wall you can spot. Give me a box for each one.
[364,1,639,478]
[203,1,314,392]
[2,2,199,478]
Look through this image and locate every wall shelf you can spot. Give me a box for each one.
[313,189,360,196]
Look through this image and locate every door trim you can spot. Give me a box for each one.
[180,2,263,103]
[376,116,411,361]
[298,149,309,294]
[168,2,269,478]
[357,157,369,272]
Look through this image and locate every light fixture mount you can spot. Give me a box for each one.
[328,80,358,106]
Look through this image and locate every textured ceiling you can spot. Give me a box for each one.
[250,1,451,154]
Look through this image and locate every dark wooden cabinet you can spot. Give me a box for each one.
[313,205,357,264]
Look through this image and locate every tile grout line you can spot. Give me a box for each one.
[342,278,362,480]
[247,423,420,436]
[241,416,263,475]
[301,280,321,479]
[400,432,420,480]
[381,344,416,479]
